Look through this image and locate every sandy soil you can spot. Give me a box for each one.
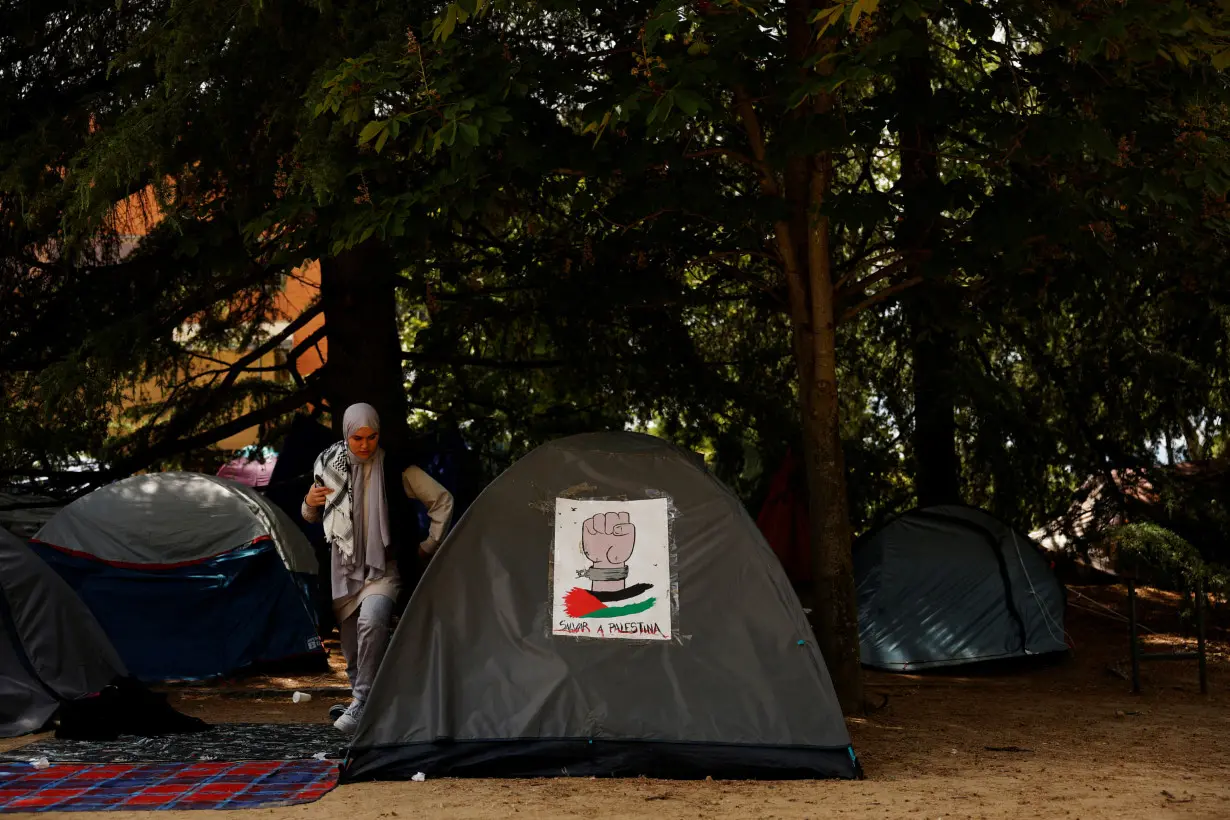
[4,585,1229,819]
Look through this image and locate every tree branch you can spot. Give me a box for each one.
[683,147,757,167]
[734,83,808,329]
[838,257,911,299]
[286,324,327,365]
[733,85,783,199]
[158,302,323,441]
[109,383,321,476]
[404,353,568,370]
[839,276,924,324]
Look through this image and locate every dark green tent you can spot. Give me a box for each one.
[1,528,126,737]
[344,432,859,781]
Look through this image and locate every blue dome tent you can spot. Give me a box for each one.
[855,506,1068,671]
[32,473,324,682]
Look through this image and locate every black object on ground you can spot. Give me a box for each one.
[0,722,345,764]
[55,676,209,741]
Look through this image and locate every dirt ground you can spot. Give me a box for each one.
[4,584,1229,819]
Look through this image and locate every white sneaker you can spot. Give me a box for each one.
[333,700,364,735]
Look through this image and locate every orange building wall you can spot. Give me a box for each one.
[111,187,163,236]
[111,187,326,452]
[277,260,326,378]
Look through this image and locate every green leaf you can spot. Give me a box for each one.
[358,120,385,145]
[786,78,824,110]
[850,0,879,28]
[810,4,845,36]
[435,4,459,42]
[1213,48,1230,71]
[646,93,675,125]
[458,122,481,147]
[673,88,705,116]
[808,4,842,24]
[1188,11,1216,36]
[644,3,682,46]
[1185,171,1207,190]
[583,110,613,144]
[374,126,390,153]
[444,121,459,146]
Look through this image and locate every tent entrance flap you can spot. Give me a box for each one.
[29,541,322,682]
[911,509,1031,653]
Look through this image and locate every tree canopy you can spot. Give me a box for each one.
[5,0,1230,708]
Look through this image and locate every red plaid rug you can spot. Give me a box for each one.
[0,760,338,812]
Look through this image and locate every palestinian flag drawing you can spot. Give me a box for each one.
[563,583,656,619]
[553,500,673,641]
[562,510,660,618]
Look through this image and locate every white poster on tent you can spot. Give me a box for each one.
[551,498,672,641]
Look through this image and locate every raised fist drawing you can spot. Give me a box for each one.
[580,512,636,592]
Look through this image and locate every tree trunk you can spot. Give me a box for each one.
[1178,411,1203,461]
[909,290,960,506]
[734,0,862,713]
[319,241,410,451]
[897,18,960,508]
[795,297,863,715]
[786,0,862,714]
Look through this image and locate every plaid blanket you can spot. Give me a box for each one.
[0,761,338,812]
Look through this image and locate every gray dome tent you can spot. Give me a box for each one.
[35,472,317,574]
[855,506,1068,671]
[344,432,859,781]
[32,473,323,681]
[0,527,127,737]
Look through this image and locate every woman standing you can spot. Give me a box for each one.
[302,403,453,735]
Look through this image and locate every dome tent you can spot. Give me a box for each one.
[0,527,127,737]
[344,432,859,781]
[32,473,323,682]
[855,505,1068,671]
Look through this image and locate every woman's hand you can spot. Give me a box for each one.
[305,485,334,508]
[418,539,437,562]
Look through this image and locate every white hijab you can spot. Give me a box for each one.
[341,403,391,578]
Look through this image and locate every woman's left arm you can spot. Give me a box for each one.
[402,466,455,558]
